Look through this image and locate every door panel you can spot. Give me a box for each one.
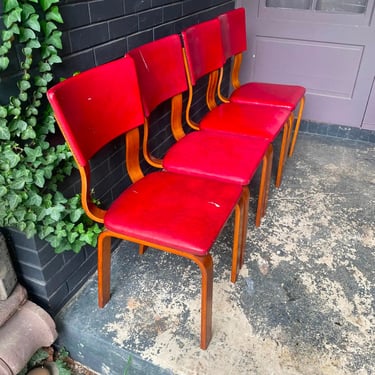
[236,0,375,128]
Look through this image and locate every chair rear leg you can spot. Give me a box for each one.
[98,231,112,308]
[139,244,148,255]
[288,96,305,157]
[275,120,290,188]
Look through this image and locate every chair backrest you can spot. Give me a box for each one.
[47,56,144,168]
[128,35,188,118]
[218,8,247,60]
[181,18,225,86]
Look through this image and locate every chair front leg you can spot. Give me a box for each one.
[263,144,274,216]
[98,231,112,308]
[193,254,213,350]
[256,144,273,227]
[231,189,248,283]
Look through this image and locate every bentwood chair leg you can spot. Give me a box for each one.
[195,254,213,350]
[231,190,248,283]
[239,187,249,270]
[255,144,273,227]
[98,232,112,308]
[139,244,148,255]
[263,145,274,216]
[275,121,290,188]
[288,96,305,157]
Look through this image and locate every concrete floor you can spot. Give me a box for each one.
[55,133,375,375]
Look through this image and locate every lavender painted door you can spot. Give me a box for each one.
[236,0,375,129]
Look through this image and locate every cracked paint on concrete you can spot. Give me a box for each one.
[57,134,374,375]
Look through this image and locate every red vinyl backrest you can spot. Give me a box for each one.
[182,18,225,86]
[47,56,144,167]
[218,8,247,60]
[128,35,188,117]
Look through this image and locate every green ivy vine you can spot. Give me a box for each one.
[0,0,101,253]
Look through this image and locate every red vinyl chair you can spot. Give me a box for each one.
[128,34,273,229]
[47,56,246,350]
[181,18,292,188]
[218,7,306,157]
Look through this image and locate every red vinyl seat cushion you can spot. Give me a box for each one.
[104,171,242,256]
[163,130,269,185]
[230,82,306,110]
[200,103,291,141]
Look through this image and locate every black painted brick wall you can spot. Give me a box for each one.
[0,0,235,315]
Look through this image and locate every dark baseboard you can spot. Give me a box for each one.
[299,120,375,143]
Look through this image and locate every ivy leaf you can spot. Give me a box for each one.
[27,192,43,206]
[0,186,7,198]
[40,0,59,11]
[8,191,22,210]
[0,57,10,71]
[21,3,36,20]
[24,221,36,238]
[46,30,62,49]
[3,7,22,28]
[0,107,7,118]
[42,21,57,37]
[34,169,45,187]
[1,24,20,42]
[4,0,20,13]
[25,13,40,32]
[43,72,53,83]
[25,211,37,221]
[22,46,32,56]
[39,62,51,72]
[11,178,26,190]
[21,126,36,139]
[3,149,20,168]
[0,123,11,140]
[26,38,41,49]
[47,54,62,65]
[18,79,31,91]
[39,225,54,239]
[69,208,83,223]
[34,76,47,86]
[19,27,36,42]
[67,231,79,243]
[0,45,9,55]
[45,6,63,24]
[24,146,43,162]
[10,119,27,133]
[19,92,28,101]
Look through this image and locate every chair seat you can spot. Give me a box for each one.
[163,130,270,185]
[230,82,306,110]
[200,102,291,141]
[104,171,243,256]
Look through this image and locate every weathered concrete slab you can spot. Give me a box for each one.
[56,134,375,375]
